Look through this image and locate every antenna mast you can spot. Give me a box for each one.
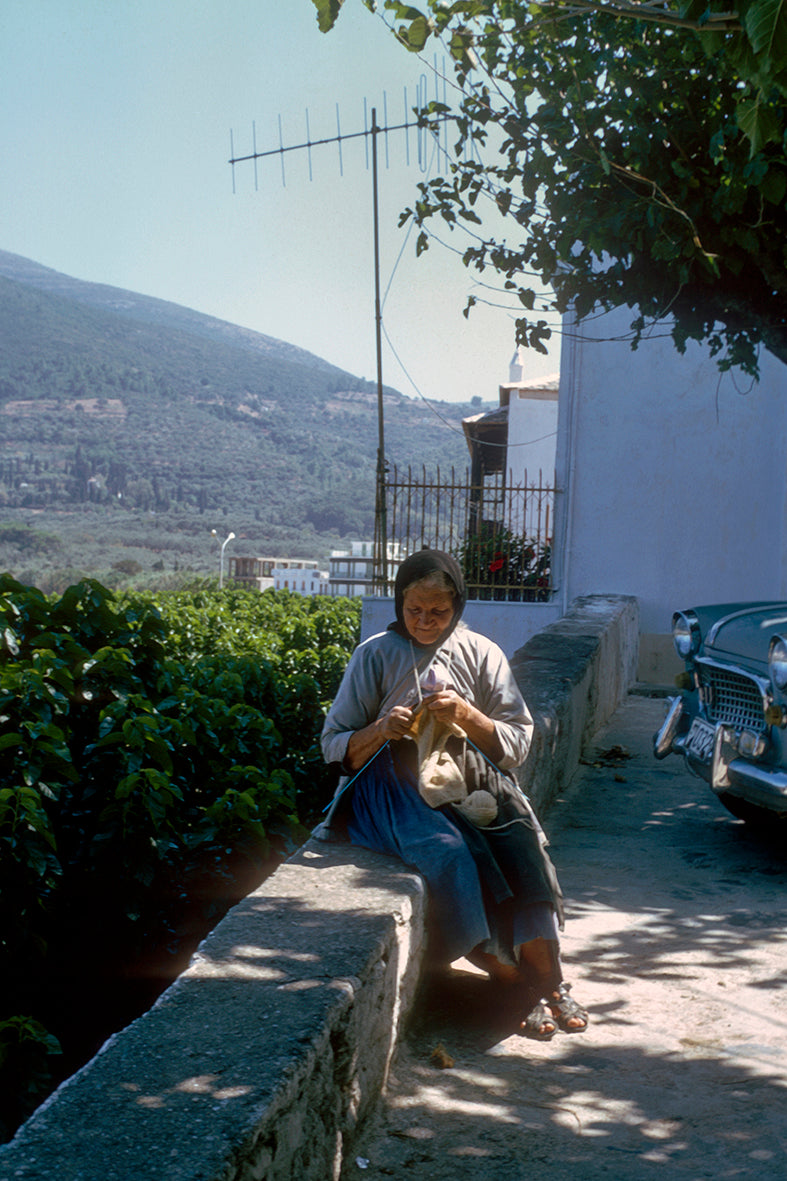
[229,87,449,593]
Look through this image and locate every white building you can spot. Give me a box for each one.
[503,349,559,480]
[228,556,323,593]
[273,564,330,596]
[552,303,787,681]
[462,365,558,540]
[329,540,407,597]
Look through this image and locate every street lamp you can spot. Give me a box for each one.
[211,529,235,589]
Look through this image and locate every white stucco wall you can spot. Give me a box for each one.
[553,305,787,641]
[505,389,558,481]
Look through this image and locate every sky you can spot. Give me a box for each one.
[0,0,561,405]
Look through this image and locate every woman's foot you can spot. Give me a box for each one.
[516,938,589,1035]
[545,982,589,1033]
[520,996,557,1040]
[518,982,589,1039]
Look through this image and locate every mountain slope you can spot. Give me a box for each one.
[0,250,345,374]
[0,252,479,580]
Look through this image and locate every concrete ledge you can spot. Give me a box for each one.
[510,594,639,814]
[0,845,425,1181]
[0,595,638,1180]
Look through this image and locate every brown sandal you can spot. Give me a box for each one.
[520,997,557,1041]
[548,982,589,1033]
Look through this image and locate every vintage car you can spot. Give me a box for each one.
[653,601,787,825]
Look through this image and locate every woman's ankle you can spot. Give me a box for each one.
[468,948,522,985]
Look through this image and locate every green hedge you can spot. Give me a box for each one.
[0,576,361,1138]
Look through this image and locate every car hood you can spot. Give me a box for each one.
[702,603,787,671]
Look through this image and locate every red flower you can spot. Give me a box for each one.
[489,554,505,573]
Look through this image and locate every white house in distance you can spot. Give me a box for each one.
[329,540,407,597]
[461,354,558,484]
[228,556,326,594]
[502,348,559,481]
[460,354,558,542]
[273,564,330,595]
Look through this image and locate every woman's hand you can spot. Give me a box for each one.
[379,704,416,741]
[345,705,415,771]
[424,690,504,762]
[423,689,470,729]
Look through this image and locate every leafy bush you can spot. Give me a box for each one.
[0,1017,61,1140]
[0,576,361,1138]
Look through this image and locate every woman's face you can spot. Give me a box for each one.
[402,584,455,646]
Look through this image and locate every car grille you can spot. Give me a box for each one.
[696,661,766,731]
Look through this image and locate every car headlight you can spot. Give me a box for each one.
[672,611,701,660]
[768,635,787,691]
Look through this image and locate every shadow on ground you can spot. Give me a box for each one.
[342,697,787,1180]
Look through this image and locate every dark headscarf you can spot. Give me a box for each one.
[389,548,467,644]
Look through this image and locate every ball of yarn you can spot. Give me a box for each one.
[457,789,497,826]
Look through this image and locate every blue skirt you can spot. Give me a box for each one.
[345,743,558,965]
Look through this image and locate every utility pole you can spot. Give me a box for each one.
[371,107,388,592]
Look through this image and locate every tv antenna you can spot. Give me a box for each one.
[229,84,451,593]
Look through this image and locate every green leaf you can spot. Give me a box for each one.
[310,0,346,33]
[736,94,783,152]
[2,627,19,656]
[398,14,433,52]
[744,0,787,59]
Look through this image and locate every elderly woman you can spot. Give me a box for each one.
[318,549,587,1039]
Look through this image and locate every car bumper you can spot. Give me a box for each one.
[654,696,787,815]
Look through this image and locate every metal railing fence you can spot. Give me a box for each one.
[376,464,556,601]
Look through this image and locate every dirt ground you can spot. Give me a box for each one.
[342,695,787,1180]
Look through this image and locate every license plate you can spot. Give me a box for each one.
[686,718,715,762]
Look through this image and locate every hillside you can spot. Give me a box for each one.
[0,251,488,589]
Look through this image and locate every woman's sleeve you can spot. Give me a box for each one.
[320,643,381,767]
[478,640,533,770]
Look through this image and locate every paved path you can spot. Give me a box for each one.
[343,695,787,1180]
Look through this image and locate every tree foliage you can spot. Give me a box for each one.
[314,0,787,375]
[0,578,360,1138]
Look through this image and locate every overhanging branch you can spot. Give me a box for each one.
[531,1,742,33]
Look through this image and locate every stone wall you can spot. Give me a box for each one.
[511,594,639,813]
[0,595,638,1181]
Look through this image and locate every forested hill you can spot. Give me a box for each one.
[0,250,480,544]
[0,250,354,374]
